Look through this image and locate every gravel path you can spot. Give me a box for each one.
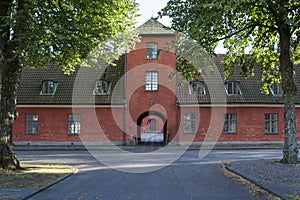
[227,159,300,200]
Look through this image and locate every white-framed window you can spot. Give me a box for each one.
[189,81,206,96]
[149,119,157,131]
[26,114,38,134]
[146,42,158,59]
[223,113,237,134]
[183,113,197,133]
[145,71,158,91]
[68,114,81,134]
[269,82,283,96]
[265,113,278,134]
[93,80,111,95]
[40,80,58,95]
[225,81,242,95]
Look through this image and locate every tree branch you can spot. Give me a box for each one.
[216,22,275,42]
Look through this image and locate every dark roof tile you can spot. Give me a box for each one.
[17,57,125,105]
[177,55,300,105]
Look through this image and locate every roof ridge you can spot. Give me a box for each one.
[136,17,175,35]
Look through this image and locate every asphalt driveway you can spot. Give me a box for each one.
[15,149,283,200]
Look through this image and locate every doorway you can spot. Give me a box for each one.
[137,111,167,144]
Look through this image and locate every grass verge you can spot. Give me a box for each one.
[286,194,300,200]
[0,163,75,188]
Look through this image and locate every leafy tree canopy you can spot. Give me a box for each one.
[0,0,139,170]
[159,0,300,90]
[1,0,139,73]
[159,0,300,163]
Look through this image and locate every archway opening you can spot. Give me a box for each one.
[137,111,167,144]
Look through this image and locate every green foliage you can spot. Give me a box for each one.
[159,0,300,87]
[164,34,215,82]
[286,194,300,200]
[2,0,139,73]
[160,0,300,164]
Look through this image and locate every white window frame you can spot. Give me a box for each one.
[40,80,58,96]
[183,113,197,134]
[225,81,242,95]
[93,80,111,95]
[189,81,206,96]
[223,113,237,134]
[68,114,81,134]
[145,71,158,91]
[146,43,158,59]
[269,82,283,96]
[149,119,157,131]
[26,114,38,134]
[265,113,278,134]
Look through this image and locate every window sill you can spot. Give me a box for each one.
[226,94,242,96]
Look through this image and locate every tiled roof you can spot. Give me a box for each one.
[137,18,175,35]
[17,54,300,106]
[17,57,125,106]
[177,55,300,105]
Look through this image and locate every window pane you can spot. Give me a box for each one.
[40,80,58,95]
[146,43,158,59]
[94,80,111,95]
[26,114,38,134]
[145,71,158,91]
[270,83,283,96]
[264,113,278,134]
[189,81,206,96]
[223,113,236,134]
[68,114,81,134]
[184,113,197,133]
[225,81,241,95]
[149,119,156,131]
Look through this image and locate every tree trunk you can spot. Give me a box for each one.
[282,93,298,164]
[0,0,28,170]
[0,58,22,170]
[279,24,299,164]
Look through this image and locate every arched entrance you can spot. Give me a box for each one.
[137,111,167,144]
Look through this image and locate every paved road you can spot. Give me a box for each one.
[16,148,283,200]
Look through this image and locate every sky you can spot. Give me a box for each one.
[135,0,171,27]
[135,0,227,53]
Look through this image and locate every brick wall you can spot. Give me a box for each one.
[179,106,300,142]
[125,34,179,142]
[13,107,124,143]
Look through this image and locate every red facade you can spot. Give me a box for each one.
[12,19,300,146]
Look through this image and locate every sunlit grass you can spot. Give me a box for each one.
[286,194,300,200]
[0,163,75,188]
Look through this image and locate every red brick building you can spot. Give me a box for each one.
[13,19,300,147]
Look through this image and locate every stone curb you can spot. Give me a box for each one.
[21,170,77,200]
[224,163,285,200]
[13,142,295,151]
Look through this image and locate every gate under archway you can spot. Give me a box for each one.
[137,111,167,144]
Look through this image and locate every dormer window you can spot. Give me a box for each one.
[225,81,242,95]
[93,80,111,95]
[269,82,283,96]
[40,80,58,96]
[189,81,206,96]
[146,43,158,59]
